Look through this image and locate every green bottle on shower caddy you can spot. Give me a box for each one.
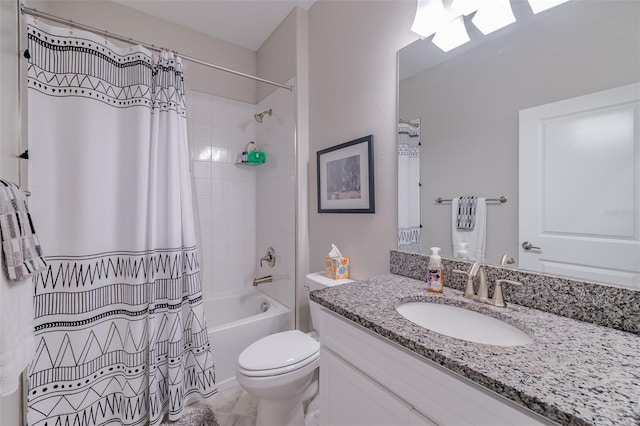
[246,141,265,163]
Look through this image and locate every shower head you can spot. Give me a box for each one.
[254,108,272,123]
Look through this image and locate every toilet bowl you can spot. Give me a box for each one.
[236,330,319,426]
[235,272,353,426]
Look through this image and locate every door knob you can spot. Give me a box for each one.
[521,241,541,251]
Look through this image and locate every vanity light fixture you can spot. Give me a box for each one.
[410,0,449,38]
[471,0,516,35]
[412,0,570,52]
[432,15,470,52]
[412,0,471,52]
[527,0,570,14]
[449,0,476,16]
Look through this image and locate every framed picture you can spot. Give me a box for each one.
[317,135,375,213]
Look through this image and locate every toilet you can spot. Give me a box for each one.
[236,272,353,426]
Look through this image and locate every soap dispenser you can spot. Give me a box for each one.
[456,242,468,260]
[427,247,444,293]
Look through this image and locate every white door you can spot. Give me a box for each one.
[519,83,640,288]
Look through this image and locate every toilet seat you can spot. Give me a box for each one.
[238,351,319,377]
[238,330,320,377]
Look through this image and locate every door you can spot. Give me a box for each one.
[519,83,640,287]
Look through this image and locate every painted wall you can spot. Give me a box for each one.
[256,7,297,103]
[399,1,640,264]
[1,0,22,184]
[30,0,258,103]
[307,0,417,279]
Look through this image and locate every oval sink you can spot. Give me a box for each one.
[396,302,533,347]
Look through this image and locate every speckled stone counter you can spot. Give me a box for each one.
[390,250,640,335]
[310,274,640,426]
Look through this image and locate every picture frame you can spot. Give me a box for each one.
[317,135,375,213]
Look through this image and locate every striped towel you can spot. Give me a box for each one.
[0,180,46,281]
[456,196,477,230]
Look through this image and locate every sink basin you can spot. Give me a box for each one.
[396,302,533,346]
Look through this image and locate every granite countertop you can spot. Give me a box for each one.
[310,274,640,426]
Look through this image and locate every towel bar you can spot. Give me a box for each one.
[435,196,507,204]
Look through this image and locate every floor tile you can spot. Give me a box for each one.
[210,386,244,413]
[231,391,259,417]
[213,412,256,426]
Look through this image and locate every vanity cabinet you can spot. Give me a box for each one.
[318,308,556,426]
[322,348,435,426]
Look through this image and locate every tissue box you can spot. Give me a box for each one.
[325,256,350,279]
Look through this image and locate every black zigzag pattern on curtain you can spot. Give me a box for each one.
[33,248,201,292]
[397,144,420,157]
[398,227,421,245]
[26,25,186,116]
[28,248,217,426]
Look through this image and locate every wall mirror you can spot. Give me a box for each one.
[397,0,640,289]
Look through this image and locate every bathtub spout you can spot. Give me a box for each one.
[253,275,273,286]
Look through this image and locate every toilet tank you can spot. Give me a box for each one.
[305,272,353,332]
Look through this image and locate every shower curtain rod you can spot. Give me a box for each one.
[19,4,294,92]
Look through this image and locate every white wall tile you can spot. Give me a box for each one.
[211,128,229,149]
[195,178,212,196]
[188,91,212,127]
[211,179,227,197]
[192,126,212,146]
[211,146,229,163]
[193,145,213,162]
[187,88,294,303]
[211,163,227,180]
[193,161,212,179]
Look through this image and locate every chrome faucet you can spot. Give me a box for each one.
[453,262,489,302]
[492,279,522,308]
[500,254,515,266]
[253,275,273,286]
[473,262,489,302]
[260,247,276,267]
[452,262,522,307]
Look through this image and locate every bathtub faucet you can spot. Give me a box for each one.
[260,247,276,267]
[253,275,273,286]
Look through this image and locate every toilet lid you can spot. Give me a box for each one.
[238,330,320,371]
[237,351,319,377]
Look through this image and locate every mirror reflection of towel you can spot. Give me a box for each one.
[452,197,486,262]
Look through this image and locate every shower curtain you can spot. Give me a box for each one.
[25,18,216,426]
[397,121,421,252]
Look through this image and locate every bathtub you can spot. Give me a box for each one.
[203,290,292,389]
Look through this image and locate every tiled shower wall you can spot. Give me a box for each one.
[186,87,296,313]
[187,90,258,299]
[255,83,296,311]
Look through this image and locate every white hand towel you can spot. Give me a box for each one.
[452,197,486,262]
[0,270,35,396]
